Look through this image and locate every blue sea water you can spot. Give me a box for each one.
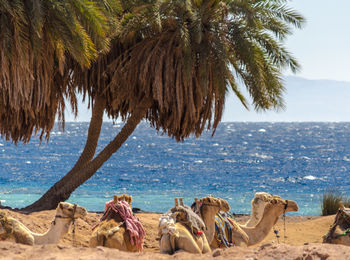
[1,122,350,216]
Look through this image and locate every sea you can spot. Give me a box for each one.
[1,122,350,216]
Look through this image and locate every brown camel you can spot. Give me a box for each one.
[89,194,145,252]
[323,205,350,246]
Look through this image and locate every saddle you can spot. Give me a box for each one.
[323,207,350,243]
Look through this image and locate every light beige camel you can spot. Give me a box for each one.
[323,205,350,246]
[89,194,145,252]
[240,197,298,246]
[159,197,216,254]
[244,192,283,227]
[193,196,298,247]
[0,202,87,245]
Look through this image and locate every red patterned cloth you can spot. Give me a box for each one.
[101,200,146,251]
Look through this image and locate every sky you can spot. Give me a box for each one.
[286,0,350,82]
[65,0,350,122]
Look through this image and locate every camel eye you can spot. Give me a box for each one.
[68,208,73,212]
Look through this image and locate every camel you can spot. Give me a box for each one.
[0,202,87,245]
[193,195,298,247]
[158,197,221,254]
[323,205,350,246]
[89,194,145,252]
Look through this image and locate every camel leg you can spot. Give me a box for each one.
[15,232,34,246]
[89,229,105,247]
[176,235,202,254]
[105,228,129,251]
[200,234,211,254]
[160,234,174,254]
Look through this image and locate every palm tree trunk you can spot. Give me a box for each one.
[24,97,151,211]
[69,95,105,172]
[23,95,105,211]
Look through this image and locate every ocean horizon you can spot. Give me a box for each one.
[1,121,350,216]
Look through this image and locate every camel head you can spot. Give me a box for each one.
[263,197,299,220]
[57,202,87,219]
[114,194,133,207]
[250,193,282,224]
[192,196,230,216]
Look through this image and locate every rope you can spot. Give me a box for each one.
[335,228,350,238]
[273,228,280,244]
[283,200,288,243]
[52,204,78,247]
[72,204,77,247]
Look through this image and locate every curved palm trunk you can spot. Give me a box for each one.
[24,95,105,211]
[24,97,151,211]
[69,95,106,172]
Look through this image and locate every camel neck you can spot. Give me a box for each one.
[200,206,218,244]
[32,216,72,245]
[242,206,281,246]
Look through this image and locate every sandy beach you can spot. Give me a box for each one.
[0,208,349,259]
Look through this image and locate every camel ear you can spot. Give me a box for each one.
[114,195,118,204]
[339,201,345,209]
[174,198,179,207]
[129,196,133,204]
[179,198,184,206]
[59,203,64,210]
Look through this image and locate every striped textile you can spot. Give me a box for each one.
[214,212,235,248]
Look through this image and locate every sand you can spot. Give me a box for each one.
[0,208,350,259]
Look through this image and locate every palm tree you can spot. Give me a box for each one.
[23,0,305,211]
[0,0,120,211]
[0,0,118,144]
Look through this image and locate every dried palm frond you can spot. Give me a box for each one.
[0,0,117,143]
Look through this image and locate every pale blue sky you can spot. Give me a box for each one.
[286,0,350,82]
[66,0,350,122]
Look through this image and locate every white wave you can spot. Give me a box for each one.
[0,143,3,146]
[25,161,31,164]
[344,156,350,162]
[195,160,203,163]
[251,153,273,159]
[213,143,219,146]
[272,177,285,182]
[258,129,266,132]
[303,175,317,180]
